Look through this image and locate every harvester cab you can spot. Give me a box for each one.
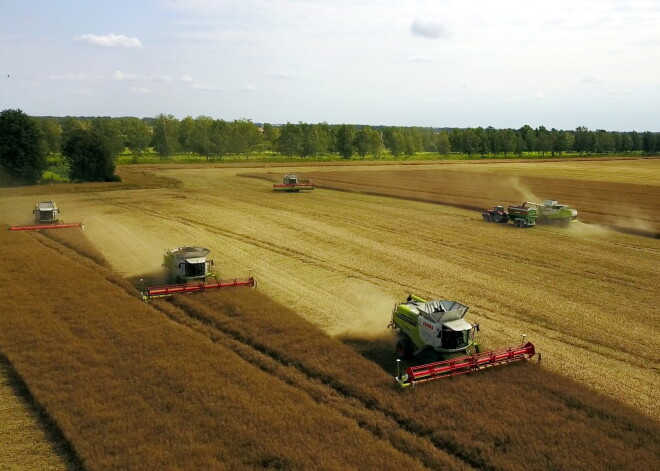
[33,201,60,223]
[283,174,299,185]
[163,246,214,283]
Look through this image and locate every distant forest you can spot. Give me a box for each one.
[32,114,658,160]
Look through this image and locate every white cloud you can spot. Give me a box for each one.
[130,87,152,94]
[74,33,144,48]
[180,75,195,83]
[581,76,603,84]
[410,18,449,39]
[192,83,225,92]
[407,55,430,63]
[48,73,102,81]
[606,90,632,98]
[112,70,137,81]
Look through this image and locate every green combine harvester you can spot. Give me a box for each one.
[389,295,537,387]
[390,294,481,360]
[523,200,578,225]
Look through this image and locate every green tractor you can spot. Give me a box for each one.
[389,294,481,361]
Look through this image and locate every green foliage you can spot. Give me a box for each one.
[0,109,47,184]
[62,129,117,182]
[118,117,151,155]
[335,124,355,159]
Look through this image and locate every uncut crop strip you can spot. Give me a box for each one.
[158,290,660,471]
[150,297,469,470]
[0,230,447,470]
[0,352,83,471]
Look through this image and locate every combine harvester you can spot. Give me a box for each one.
[273,174,315,192]
[141,246,255,301]
[9,201,84,231]
[522,199,578,225]
[389,294,537,387]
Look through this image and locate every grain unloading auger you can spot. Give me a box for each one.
[9,201,84,231]
[141,246,256,301]
[389,294,538,387]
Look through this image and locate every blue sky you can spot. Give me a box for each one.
[1,0,658,130]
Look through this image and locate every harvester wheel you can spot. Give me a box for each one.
[494,214,503,223]
[514,219,521,227]
[483,213,492,222]
[395,337,414,360]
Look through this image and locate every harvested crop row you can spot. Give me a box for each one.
[0,228,438,470]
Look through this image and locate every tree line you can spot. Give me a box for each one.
[0,108,657,185]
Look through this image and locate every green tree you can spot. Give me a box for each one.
[0,109,47,184]
[262,123,280,150]
[276,123,302,156]
[190,116,214,157]
[178,116,196,153]
[119,118,151,156]
[574,126,592,154]
[91,118,125,156]
[642,132,657,154]
[335,124,355,159]
[354,126,375,158]
[435,131,451,155]
[383,127,405,156]
[62,128,117,181]
[153,114,179,158]
[38,118,63,154]
[228,119,262,154]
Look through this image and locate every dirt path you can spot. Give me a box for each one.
[1,161,658,420]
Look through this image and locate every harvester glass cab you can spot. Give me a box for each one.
[494,205,504,212]
[33,201,59,223]
[164,246,214,282]
[181,258,208,279]
[391,295,480,358]
[283,174,299,184]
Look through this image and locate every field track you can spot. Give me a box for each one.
[0,226,658,470]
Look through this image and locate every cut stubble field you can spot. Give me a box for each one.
[0,158,658,469]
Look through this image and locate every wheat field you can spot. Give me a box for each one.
[0,158,658,469]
